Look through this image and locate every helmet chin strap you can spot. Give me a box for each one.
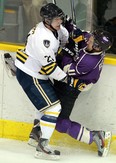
[43,21,58,39]
[50,24,57,31]
[43,20,57,31]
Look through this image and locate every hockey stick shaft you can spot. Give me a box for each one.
[52,0,56,4]
[70,0,76,24]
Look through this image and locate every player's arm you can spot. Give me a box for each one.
[39,60,67,81]
[37,46,67,81]
[58,24,69,47]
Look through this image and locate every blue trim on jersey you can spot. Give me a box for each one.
[41,115,57,123]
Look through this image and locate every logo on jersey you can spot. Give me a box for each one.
[43,40,50,48]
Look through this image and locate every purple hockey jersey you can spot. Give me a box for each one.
[61,44,105,84]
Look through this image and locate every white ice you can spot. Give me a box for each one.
[0,138,116,163]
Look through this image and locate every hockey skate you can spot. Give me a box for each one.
[28,119,41,147]
[4,53,16,76]
[35,138,60,160]
[92,131,112,157]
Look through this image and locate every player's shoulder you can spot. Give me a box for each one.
[33,23,56,50]
[36,22,54,41]
[58,24,69,35]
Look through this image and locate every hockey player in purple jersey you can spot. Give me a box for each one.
[28,28,113,157]
[54,29,113,157]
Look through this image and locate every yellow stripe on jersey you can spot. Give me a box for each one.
[39,62,57,75]
[16,54,26,63]
[43,62,56,70]
[17,49,28,58]
[73,35,84,43]
[58,47,62,54]
[16,49,28,63]
[40,121,55,128]
[73,79,79,88]
[39,67,46,75]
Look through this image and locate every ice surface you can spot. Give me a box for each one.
[0,138,116,163]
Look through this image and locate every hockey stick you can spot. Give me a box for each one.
[52,0,56,4]
[70,0,76,24]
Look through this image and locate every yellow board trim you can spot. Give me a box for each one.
[0,43,24,52]
[5,9,16,14]
[104,54,116,65]
[0,119,32,141]
[0,119,116,154]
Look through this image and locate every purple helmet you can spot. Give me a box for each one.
[92,29,113,51]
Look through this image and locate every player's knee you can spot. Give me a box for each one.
[41,114,58,123]
[55,117,71,133]
[41,103,61,123]
[47,103,61,112]
[67,121,81,139]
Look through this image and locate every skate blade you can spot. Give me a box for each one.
[102,131,112,157]
[28,138,38,147]
[35,151,60,160]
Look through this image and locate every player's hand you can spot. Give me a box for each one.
[64,15,74,33]
[61,75,78,88]
[72,28,84,43]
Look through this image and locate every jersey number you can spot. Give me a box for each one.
[44,56,54,63]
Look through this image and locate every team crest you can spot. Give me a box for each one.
[43,40,50,48]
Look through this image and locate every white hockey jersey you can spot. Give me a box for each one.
[15,22,69,80]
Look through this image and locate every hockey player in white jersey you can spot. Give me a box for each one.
[15,3,69,160]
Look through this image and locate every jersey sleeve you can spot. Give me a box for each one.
[66,53,96,77]
[58,25,69,47]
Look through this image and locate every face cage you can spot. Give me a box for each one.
[93,38,102,51]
